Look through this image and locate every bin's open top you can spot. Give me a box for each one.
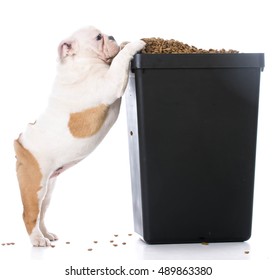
[131,53,265,71]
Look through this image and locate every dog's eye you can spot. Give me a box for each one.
[96,34,102,41]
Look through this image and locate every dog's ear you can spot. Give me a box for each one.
[58,40,78,61]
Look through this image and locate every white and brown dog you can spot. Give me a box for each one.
[14,26,145,247]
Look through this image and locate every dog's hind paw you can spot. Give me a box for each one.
[30,232,52,247]
[43,232,58,241]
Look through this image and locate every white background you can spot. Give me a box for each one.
[0,0,276,278]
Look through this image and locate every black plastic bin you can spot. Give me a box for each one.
[126,53,264,244]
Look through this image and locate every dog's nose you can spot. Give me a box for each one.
[108,35,115,41]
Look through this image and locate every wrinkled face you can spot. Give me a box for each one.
[58,26,120,64]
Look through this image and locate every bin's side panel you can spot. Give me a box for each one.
[125,73,146,239]
[132,66,261,244]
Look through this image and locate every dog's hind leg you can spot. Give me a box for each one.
[14,139,52,247]
[39,176,58,241]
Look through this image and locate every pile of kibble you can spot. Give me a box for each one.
[141,37,239,54]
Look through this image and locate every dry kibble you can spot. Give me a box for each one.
[51,245,55,248]
[66,241,70,244]
[3,242,16,246]
[141,38,239,54]
[93,241,98,244]
[114,234,118,237]
[122,242,127,245]
[88,248,93,251]
[113,244,118,247]
[128,233,132,236]
[110,240,114,243]
[244,250,250,254]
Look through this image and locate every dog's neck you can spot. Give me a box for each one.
[56,57,108,85]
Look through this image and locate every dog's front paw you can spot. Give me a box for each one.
[30,232,52,247]
[119,41,130,50]
[124,40,146,56]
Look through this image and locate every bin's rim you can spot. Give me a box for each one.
[131,53,265,71]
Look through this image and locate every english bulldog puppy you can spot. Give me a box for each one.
[14,26,145,247]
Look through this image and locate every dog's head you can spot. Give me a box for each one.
[58,26,120,64]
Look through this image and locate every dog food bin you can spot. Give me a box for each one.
[125,53,264,244]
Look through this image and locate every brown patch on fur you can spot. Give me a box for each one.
[14,139,42,235]
[68,104,109,138]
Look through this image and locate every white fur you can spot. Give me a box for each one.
[17,26,145,246]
